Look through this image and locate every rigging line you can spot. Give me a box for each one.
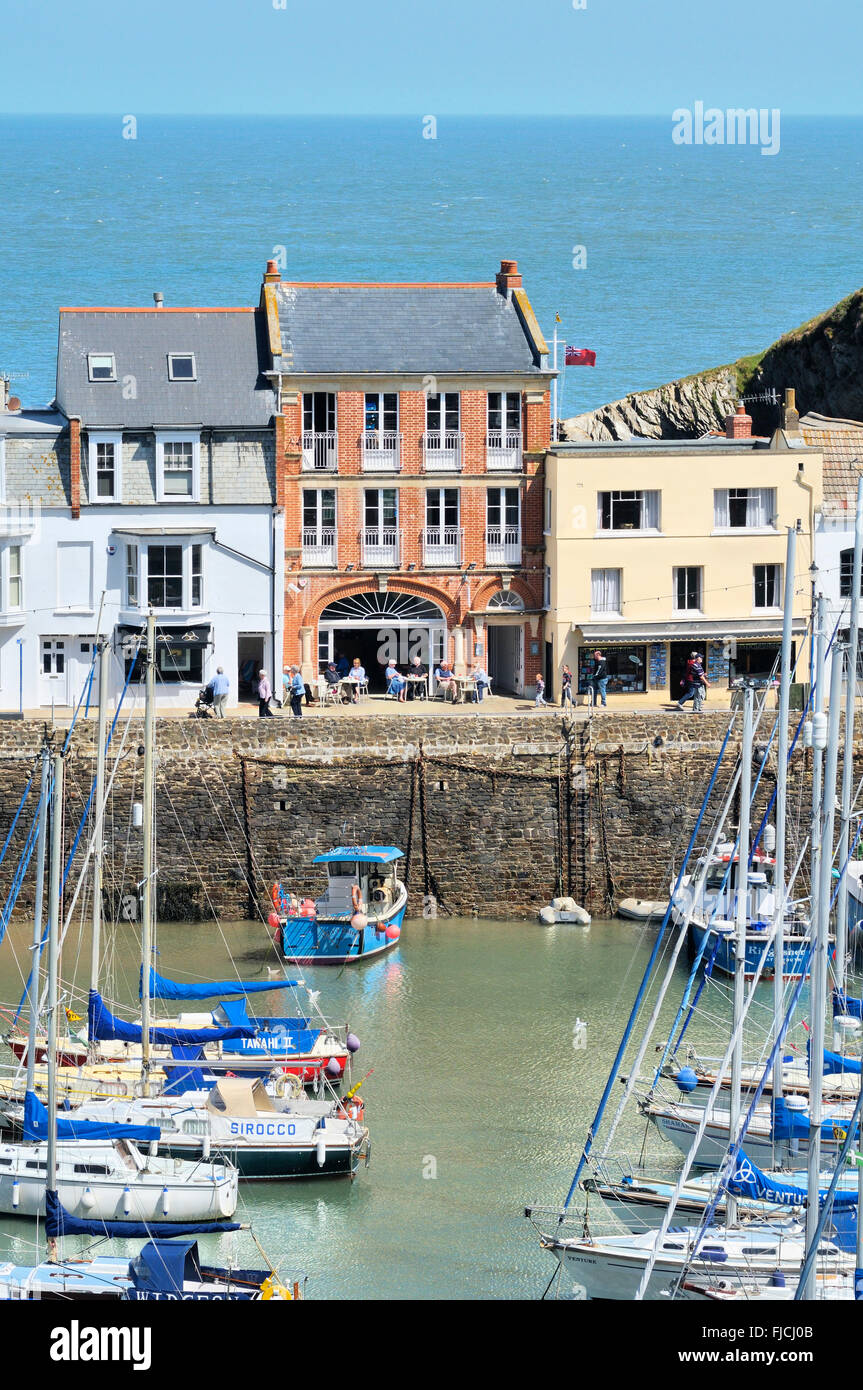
[793,1077,863,1300]
[558,712,736,1216]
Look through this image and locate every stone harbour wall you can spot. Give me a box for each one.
[0,711,842,924]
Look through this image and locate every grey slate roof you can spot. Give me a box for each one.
[275,284,544,375]
[55,310,275,429]
[0,409,67,436]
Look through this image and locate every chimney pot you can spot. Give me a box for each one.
[153,292,164,308]
[264,259,281,284]
[725,401,752,440]
[496,258,522,296]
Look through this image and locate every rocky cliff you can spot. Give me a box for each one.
[562,287,863,441]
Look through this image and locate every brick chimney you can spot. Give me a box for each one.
[263,259,281,285]
[780,387,800,434]
[496,258,522,296]
[725,402,752,440]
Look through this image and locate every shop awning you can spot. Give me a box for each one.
[116,623,213,651]
[573,618,805,643]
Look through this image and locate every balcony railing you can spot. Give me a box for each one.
[362,527,401,567]
[361,431,402,472]
[301,431,338,471]
[422,430,464,472]
[485,526,521,566]
[486,430,523,471]
[302,527,337,567]
[422,526,463,567]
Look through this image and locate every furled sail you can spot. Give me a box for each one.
[23,1091,160,1145]
[727,1151,858,1208]
[88,990,255,1046]
[142,967,298,1002]
[45,1189,240,1239]
[822,1047,863,1077]
[834,991,863,1019]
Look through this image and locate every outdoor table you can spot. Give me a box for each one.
[452,676,478,704]
[405,674,429,699]
[338,677,368,702]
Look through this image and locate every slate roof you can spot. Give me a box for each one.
[800,411,863,514]
[55,309,275,429]
[274,283,546,375]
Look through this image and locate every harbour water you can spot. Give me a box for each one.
[0,912,750,1300]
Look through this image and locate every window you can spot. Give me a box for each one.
[87,353,116,381]
[87,431,121,502]
[425,488,459,531]
[364,393,398,433]
[156,433,200,502]
[754,563,782,609]
[7,546,21,610]
[487,392,521,433]
[486,487,520,531]
[714,488,775,529]
[591,568,621,615]
[543,566,551,609]
[147,545,184,608]
[364,488,398,530]
[191,544,202,607]
[673,566,702,611]
[578,645,646,694]
[303,392,336,433]
[598,490,660,531]
[167,353,196,381]
[544,488,552,534]
[303,489,336,532]
[839,549,863,597]
[426,393,460,432]
[125,543,139,606]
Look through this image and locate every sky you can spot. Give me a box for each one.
[0,0,860,116]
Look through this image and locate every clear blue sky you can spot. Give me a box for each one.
[0,0,859,115]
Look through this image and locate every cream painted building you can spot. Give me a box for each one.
[544,411,822,707]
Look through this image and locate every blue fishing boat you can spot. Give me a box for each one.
[272,846,407,966]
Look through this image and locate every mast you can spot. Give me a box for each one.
[140,612,156,1080]
[87,634,110,1060]
[803,638,843,1299]
[45,752,64,1257]
[771,526,796,1104]
[727,684,753,1228]
[835,476,863,997]
[24,746,51,1096]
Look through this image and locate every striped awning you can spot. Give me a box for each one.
[574,618,805,643]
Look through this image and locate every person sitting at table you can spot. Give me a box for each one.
[472,665,490,702]
[322,663,341,702]
[348,657,366,703]
[406,656,427,700]
[385,662,407,702]
[434,660,455,700]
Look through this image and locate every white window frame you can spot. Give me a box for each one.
[591,567,622,617]
[167,352,197,382]
[155,430,201,504]
[597,490,661,534]
[544,487,552,535]
[87,353,116,382]
[753,562,782,612]
[0,542,23,615]
[86,430,122,503]
[713,487,777,533]
[673,565,703,614]
[142,538,206,612]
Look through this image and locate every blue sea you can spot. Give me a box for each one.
[1,115,862,415]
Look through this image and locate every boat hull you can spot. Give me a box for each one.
[280,902,407,966]
[689,920,812,980]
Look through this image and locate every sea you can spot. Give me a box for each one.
[1,115,863,418]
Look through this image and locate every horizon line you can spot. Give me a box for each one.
[1,110,862,119]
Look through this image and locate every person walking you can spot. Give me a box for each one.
[257,670,274,718]
[560,664,573,709]
[676,651,709,712]
[589,650,609,708]
[534,674,548,708]
[288,664,305,719]
[207,666,230,718]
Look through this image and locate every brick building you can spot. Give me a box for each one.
[260,258,554,695]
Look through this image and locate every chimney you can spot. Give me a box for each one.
[780,387,800,434]
[263,259,281,284]
[496,258,522,296]
[153,292,164,309]
[726,401,752,440]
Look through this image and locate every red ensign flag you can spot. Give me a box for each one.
[565,347,596,366]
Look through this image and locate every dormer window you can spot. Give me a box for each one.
[167,353,196,381]
[87,353,116,382]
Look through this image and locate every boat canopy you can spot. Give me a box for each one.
[726,1152,858,1209]
[129,1238,203,1293]
[88,990,255,1046]
[313,846,403,864]
[206,1077,276,1116]
[45,1191,240,1240]
[833,990,863,1020]
[142,966,299,1002]
[162,1045,207,1096]
[23,1091,160,1145]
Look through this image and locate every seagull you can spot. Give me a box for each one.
[266,966,283,979]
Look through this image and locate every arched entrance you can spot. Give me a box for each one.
[318,590,447,691]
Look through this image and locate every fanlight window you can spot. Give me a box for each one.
[319,592,445,624]
[486,590,524,612]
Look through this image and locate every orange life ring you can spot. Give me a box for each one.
[351,884,363,912]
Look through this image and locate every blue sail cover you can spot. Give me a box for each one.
[771,1095,860,1144]
[45,1190,239,1239]
[823,1048,863,1076]
[727,1151,858,1209]
[126,1239,263,1301]
[142,967,298,1001]
[834,991,863,1019]
[88,990,255,1046]
[23,1091,160,1145]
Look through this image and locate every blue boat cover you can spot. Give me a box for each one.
[23,1091,160,1145]
[162,1045,207,1097]
[312,845,403,864]
[771,1095,860,1143]
[822,1048,863,1077]
[216,998,318,1056]
[142,966,298,1001]
[127,1239,262,1299]
[833,991,863,1019]
[45,1192,239,1241]
[727,1151,858,1209]
[88,990,255,1046]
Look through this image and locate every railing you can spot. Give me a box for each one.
[485,526,521,565]
[422,430,464,472]
[422,526,463,567]
[362,527,401,567]
[485,430,523,471]
[301,431,338,471]
[361,431,402,472]
[301,527,337,567]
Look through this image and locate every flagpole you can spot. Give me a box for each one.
[552,325,559,443]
